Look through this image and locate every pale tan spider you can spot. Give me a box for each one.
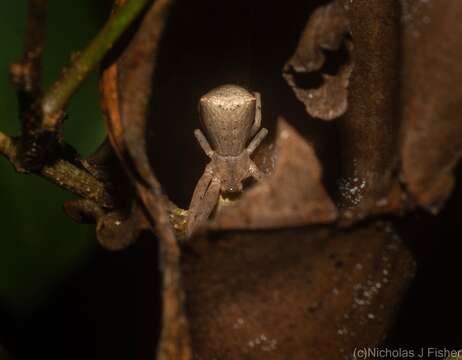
[187,84,268,236]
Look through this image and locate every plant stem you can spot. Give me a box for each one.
[41,0,152,130]
[0,132,16,161]
[0,131,114,207]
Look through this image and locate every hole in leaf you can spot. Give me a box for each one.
[290,34,352,91]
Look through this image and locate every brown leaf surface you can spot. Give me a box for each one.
[400,0,462,210]
[337,0,402,215]
[183,222,415,359]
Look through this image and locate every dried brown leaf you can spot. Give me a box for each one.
[211,118,337,230]
[283,2,352,121]
[400,0,462,210]
[100,1,193,359]
[183,223,415,359]
[333,0,403,220]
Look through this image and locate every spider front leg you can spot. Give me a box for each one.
[250,92,262,137]
[247,127,268,182]
[249,161,265,181]
[187,164,221,237]
[194,128,214,158]
[246,127,268,155]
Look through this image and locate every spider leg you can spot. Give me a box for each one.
[249,160,265,181]
[188,164,213,215]
[194,129,214,158]
[250,91,262,137]
[187,165,221,237]
[246,127,268,155]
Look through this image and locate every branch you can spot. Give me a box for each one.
[9,0,48,169]
[0,131,114,208]
[10,0,46,95]
[41,0,151,131]
[1,0,152,209]
[0,132,16,162]
[41,159,115,208]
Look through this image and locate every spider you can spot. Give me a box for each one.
[186,84,268,236]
